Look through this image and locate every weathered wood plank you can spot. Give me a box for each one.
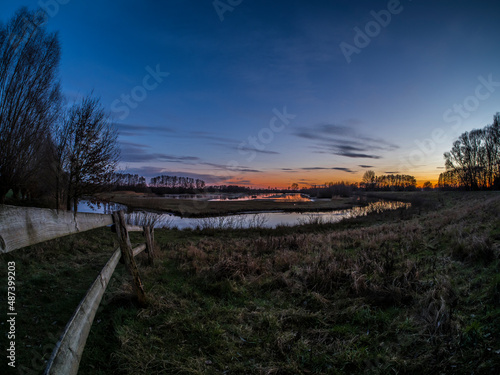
[126,225,144,232]
[144,226,155,266]
[113,211,147,306]
[44,247,122,375]
[132,243,147,257]
[0,205,113,253]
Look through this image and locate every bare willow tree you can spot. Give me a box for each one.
[0,8,61,202]
[58,95,120,212]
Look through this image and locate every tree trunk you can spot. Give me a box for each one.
[66,187,72,211]
[0,187,8,204]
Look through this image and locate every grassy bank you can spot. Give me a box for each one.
[97,191,356,217]
[1,192,499,374]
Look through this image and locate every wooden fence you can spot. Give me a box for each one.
[0,205,155,375]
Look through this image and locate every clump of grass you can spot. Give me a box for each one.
[126,211,173,228]
[416,276,458,337]
[195,213,269,231]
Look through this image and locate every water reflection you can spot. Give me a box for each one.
[78,199,410,230]
[76,200,128,214]
[137,200,410,230]
[208,193,311,202]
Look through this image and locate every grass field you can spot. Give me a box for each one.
[1,191,499,374]
[97,191,356,217]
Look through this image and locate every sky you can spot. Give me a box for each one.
[2,0,500,188]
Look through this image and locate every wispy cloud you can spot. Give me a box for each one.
[201,162,262,173]
[332,167,356,173]
[116,123,175,137]
[293,122,398,159]
[359,165,374,168]
[188,131,239,144]
[300,166,356,173]
[119,141,200,163]
[223,179,253,186]
[300,167,330,170]
[119,140,263,181]
[235,145,280,155]
[191,131,281,156]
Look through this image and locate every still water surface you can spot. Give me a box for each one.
[77,200,409,230]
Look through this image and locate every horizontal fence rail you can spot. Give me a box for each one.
[0,205,113,253]
[133,243,147,257]
[126,225,145,232]
[0,205,156,375]
[43,247,122,375]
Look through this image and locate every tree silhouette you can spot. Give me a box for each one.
[442,113,500,190]
[423,181,433,190]
[0,7,62,202]
[361,170,376,190]
[57,95,119,212]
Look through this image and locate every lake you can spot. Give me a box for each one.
[77,199,410,230]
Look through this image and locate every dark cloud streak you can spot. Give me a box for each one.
[293,122,398,160]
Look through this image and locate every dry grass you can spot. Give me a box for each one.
[77,192,500,374]
[2,192,499,374]
[126,210,173,228]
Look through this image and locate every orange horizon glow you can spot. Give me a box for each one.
[224,172,440,190]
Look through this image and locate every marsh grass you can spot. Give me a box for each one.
[126,211,173,229]
[1,192,499,374]
[196,213,269,231]
[87,192,500,374]
[97,191,355,217]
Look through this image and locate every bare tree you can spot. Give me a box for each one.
[0,7,62,202]
[58,95,120,212]
[361,170,376,190]
[443,114,500,190]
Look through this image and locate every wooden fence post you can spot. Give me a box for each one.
[144,226,155,266]
[112,211,147,306]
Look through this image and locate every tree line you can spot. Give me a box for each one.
[113,173,147,188]
[0,8,120,211]
[439,113,500,190]
[361,171,417,191]
[111,174,207,194]
[304,182,357,198]
[149,175,205,190]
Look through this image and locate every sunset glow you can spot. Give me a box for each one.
[1,1,498,188]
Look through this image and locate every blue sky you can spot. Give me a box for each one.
[2,0,500,187]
